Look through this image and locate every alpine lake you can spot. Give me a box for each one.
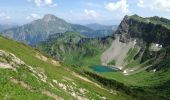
[90,65,120,73]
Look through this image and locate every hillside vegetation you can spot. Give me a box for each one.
[0,35,128,100]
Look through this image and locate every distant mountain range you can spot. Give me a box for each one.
[1,14,117,45]
[85,23,117,38]
[86,23,117,30]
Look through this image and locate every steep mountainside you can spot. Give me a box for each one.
[101,15,170,73]
[37,31,114,66]
[0,35,130,100]
[117,15,170,45]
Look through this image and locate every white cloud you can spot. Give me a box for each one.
[44,0,52,5]
[27,0,32,2]
[151,0,170,12]
[69,10,73,14]
[84,9,100,19]
[0,12,11,20]
[26,13,41,20]
[164,16,170,20]
[105,0,129,13]
[137,0,170,12]
[32,0,57,7]
[137,0,145,8]
[86,2,101,8]
[51,3,57,7]
[35,0,41,7]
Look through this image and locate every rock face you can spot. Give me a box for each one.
[115,15,130,43]
[116,15,170,46]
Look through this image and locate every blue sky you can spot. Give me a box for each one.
[0,0,170,25]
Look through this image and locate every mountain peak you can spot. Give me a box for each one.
[128,14,141,19]
[43,14,57,22]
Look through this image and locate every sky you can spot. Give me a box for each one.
[0,0,170,25]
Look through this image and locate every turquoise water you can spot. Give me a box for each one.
[90,65,120,72]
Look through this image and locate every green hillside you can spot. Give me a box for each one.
[0,35,127,100]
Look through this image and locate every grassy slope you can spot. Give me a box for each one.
[0,36,126,100]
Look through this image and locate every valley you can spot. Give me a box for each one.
[1,0,170,99]
[0,13,170,100]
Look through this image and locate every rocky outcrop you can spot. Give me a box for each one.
[116,15,170,46]
[115,15,131,43]
[0,50,25,70]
